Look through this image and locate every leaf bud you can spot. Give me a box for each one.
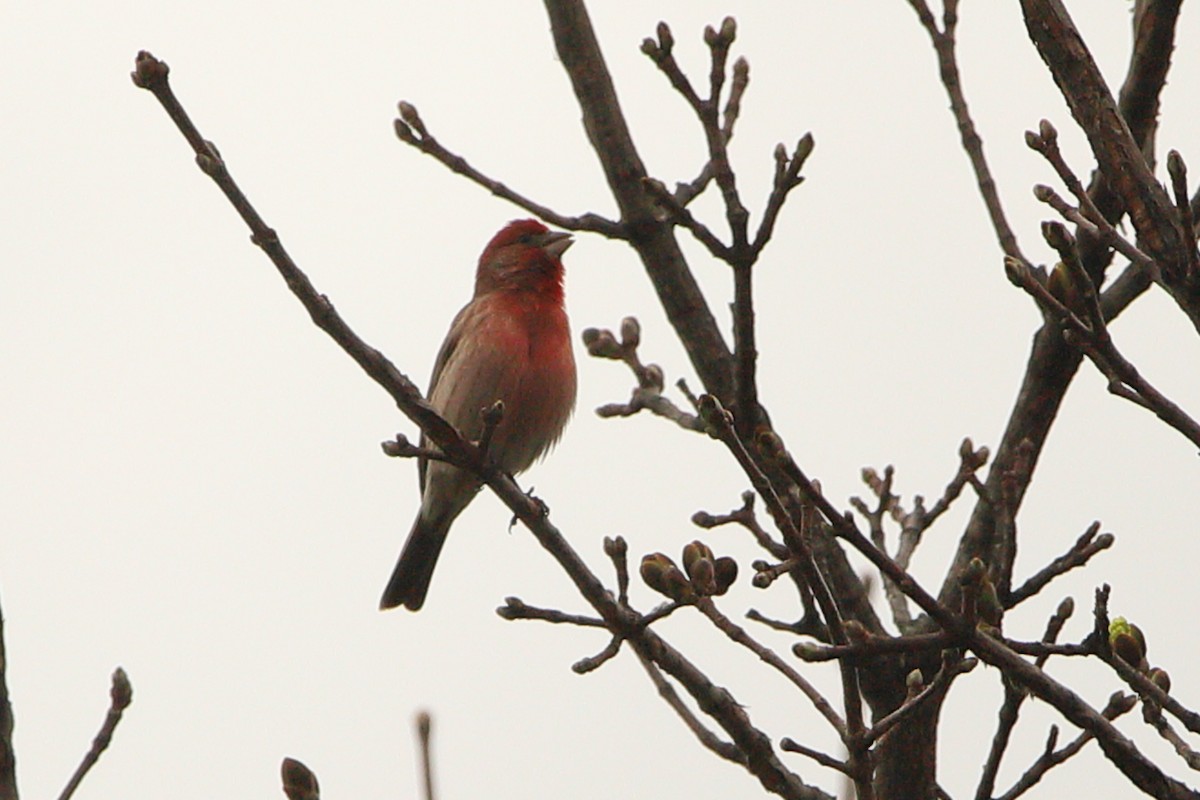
[619,316,641,348]
[712,557,738,595]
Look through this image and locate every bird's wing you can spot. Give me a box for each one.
[418,303,470,491]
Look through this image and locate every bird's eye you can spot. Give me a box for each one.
[517,233,533,244]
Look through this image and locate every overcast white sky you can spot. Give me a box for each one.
[4,2,1200,799]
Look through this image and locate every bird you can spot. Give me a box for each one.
[380,219,577,611]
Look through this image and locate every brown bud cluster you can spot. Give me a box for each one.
[640,540,738,603]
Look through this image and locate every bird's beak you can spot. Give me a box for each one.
[538,230,574,260]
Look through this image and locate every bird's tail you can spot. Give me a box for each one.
[379,510,453,611]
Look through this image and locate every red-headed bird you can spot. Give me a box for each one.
[380,219,577,611]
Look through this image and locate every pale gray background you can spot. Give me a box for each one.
[3,3,1199,798]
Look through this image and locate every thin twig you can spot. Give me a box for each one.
[906,0,1023,260]
[995,693,1138,800]
[975,597,1073,800]
[57,668,133,800]
[1004,254,1200,448]
[604,536,631,605]
[584,319,706,433]
[860,657,977,749]
[1147,711,1200,771]
[1006,522,1113,607]
[496,597,606,627]
[393,102,624,239]
[696,598,847,738]
[780,738,852,776]
[1166,151,1200,279]
[417,712,436,800]
[693,490,788,560]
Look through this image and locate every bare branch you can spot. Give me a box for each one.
[393,102,624,238]
[1006,522,1114,607]
[695,598,846,738]
[780,738,852,776]
[860,657,977,749]
[583,319,705,432]
[693,491,788,560]
[1005,255,1200,447]
[1020,0,1200,331]
[497,597,606,627]
[906,0,1023,259]
[995,693,1138,800]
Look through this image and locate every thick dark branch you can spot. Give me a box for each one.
[544,0,736,403]
[943,0,1181,620]
[1021,0,1200,330]
[0,604,14,800]
[631,648,748,767]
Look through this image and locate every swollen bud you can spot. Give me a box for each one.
[1047,261,1081,310]
[682,540,715,577]
[712,556,738,595]
[1038,119,1058,146]
[719,16,737,43]
[619,316,641,348]
[640,553,675,595]
[397,101,420,125]
[643,364,664,392]
[733,56,749,82]
[603,536,627,559]
[640,553,695,603]
[1109,617,1147,667]
[843,619,870,644]
[656,21,674,53]
[581,327,621,359]
[960,557,986,586]
[1149,667,1171,694]
[689,557,717,596]
[978,575,1003,627]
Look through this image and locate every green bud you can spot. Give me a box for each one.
[682,540,714,578]
[978,575,1003,627]
[1109,617,1147,666]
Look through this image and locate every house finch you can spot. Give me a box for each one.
[380,219,577,611]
